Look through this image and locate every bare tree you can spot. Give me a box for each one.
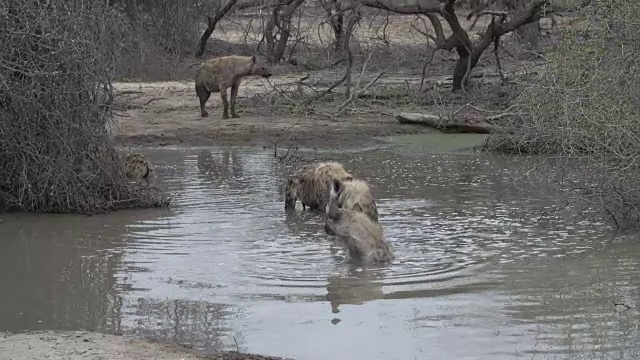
[263,0,306,63]
[496,0,542,50]
[195,0,240,57]
[305,6,361,104]
[320,0,346,52]
[359,0,551,91]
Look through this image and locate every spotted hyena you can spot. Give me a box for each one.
[323,177,379,235]
[284,161,353,212]
[324,179,394,264]
[195,55,273,119]
[124,153,153,186]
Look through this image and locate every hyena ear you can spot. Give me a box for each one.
[352,203,363,212]
[251,55,256,64]
[331,178,343,194]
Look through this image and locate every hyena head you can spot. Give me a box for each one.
[284,178,299,210]
[324,198,365,238]
[324,178,355,235]
[324,197,341,236]
[324,177,363,213]
[124,153,153,181]
[249,56,273,79]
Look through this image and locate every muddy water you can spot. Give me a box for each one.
[1,138,640,360]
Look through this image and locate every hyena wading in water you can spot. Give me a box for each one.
[195,55,273,119]
[323,177,379,236]
[124,153,154,186]
[325,179,394,264]
[284,161,353,212]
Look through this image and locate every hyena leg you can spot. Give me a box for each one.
[196,82,211,117]
[220,86,229,119]
[230,82,240,118]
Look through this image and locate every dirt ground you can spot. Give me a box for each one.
[0,331,292,360]
[110,77,437,150]
[110,11,572,150]
[109,66,529,150]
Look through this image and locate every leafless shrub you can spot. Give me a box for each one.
[0,0,170,214]
[319,0,348,53]
[262,0,307,63]
[112,0,210,54]
[273,142,328,167]
[481,1,640,229]
[108,0,218,80]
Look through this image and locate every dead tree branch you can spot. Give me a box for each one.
[359,0,552,91]
[195,0,240,57]
[264,0,306,63]
[343,9,362,99]
[320,0,346,52]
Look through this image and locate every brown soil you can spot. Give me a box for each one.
[0,330,292,360]
[110,78,434,150]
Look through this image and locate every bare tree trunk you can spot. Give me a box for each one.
[264,0,306,63]
[320,0,345,53]
[195,0,239,57]
[360,0,551,91]
[343,10,361,99]
[500,0,541,51]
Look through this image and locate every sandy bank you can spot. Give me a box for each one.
[0,330,292,360]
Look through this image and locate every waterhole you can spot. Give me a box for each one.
[1,138,639,360]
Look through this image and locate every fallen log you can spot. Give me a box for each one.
[395,112,496,134]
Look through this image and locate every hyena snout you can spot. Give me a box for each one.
[254,65,273,79]
[324,221,336,236]
[285,198,295,210]
[284,179,297,210]
[284,192,296,210]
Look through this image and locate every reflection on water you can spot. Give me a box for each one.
[1,141,639,360]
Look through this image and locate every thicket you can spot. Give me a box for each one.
[108,0,223,79]
[482,0,640,228]
[0,0,169,214]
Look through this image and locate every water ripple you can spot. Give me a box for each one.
[4,145,638,359]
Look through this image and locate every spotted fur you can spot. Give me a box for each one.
[324,178,378,235]
[324,179,394,263]
[284,161,353,212]
[124,153,153,186]
[195,55,273,119]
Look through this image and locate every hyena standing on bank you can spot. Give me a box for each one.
[124,153,154,186]
[285,161,354,212]
[324,179,394,264]
[323,177,379,235]
[195,55,273,119]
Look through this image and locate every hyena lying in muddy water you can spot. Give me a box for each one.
[195,55,273,119]
[324,178,394,264]
[284,161,354,212]
[124,153,154,186]
[323,177,379,235]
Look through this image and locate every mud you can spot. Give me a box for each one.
[0,331,291,360]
